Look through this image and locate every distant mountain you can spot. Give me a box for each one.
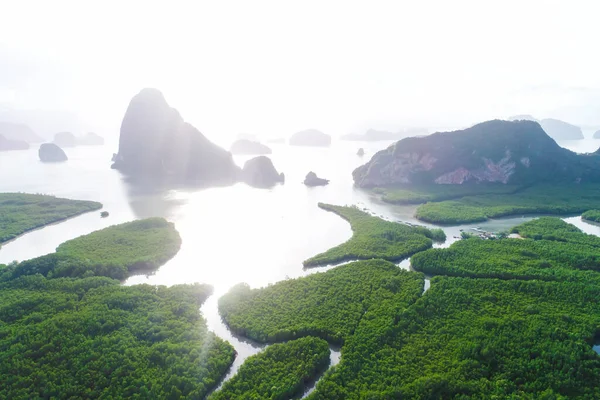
[289,129,331,147]
[539,119,584,140]
[53,132,77,148]
[0,122,42,143]
[353,120,600,187]
[0,134,29,151]
[342,128,429,141]
[112,88,241,184]
[230,139,272,155]
[0,108,90,139]
[266,137,285,144]
[78,132,104,146]
[508,115,583,140]
[53,131,104,147]
[236,133,259,141]
[508,115,538,122]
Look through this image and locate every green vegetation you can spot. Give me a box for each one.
[415,183,600,224]
[10,188,600,397]
[582,209,600,223]
[222,248,600,398]
[220,215,600,398]
[0,209,236,399]
[513,217,598,242]
[373,183,521,205]
[372,183,600,225]
[0,193,101,244]
[219,259,424,344]
[210,337,330,400]
[0,276,235,399]
[211,210,600,398]
[303,203,445,267]
[412,217,600,282]
[310,277,600,399]
[1,218,181,281]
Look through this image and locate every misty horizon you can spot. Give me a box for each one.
[3,0,600,144]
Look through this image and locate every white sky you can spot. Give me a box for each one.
[1,0,600,141]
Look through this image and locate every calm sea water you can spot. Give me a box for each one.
[0,140,398,285]
[2,136,600,387]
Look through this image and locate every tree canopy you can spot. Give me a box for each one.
[0,193,101,244]
[303,203,444,267]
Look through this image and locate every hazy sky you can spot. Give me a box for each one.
[2,0,600,141]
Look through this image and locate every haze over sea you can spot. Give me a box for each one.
[2,134,600,288]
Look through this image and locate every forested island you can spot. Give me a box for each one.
[373,183,600,224]
[2,218,183,281]
[217,215,600,398]
[356,119,600,224]
[0,193,101,244]
[210,337,330,399]
[582,209,600,223]
[303,203,444,267]
[0,213,235,399]
[412,217,600,282]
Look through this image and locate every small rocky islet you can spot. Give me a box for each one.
[241,156,284,188]
[289,129,331,147]
[303,171,329,187]
[39,143,68,162]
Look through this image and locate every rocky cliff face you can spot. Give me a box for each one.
[353,120,600,188]
[433,151,516,184]
[112,88,240,184]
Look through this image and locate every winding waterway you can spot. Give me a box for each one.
[3,137,600,393]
